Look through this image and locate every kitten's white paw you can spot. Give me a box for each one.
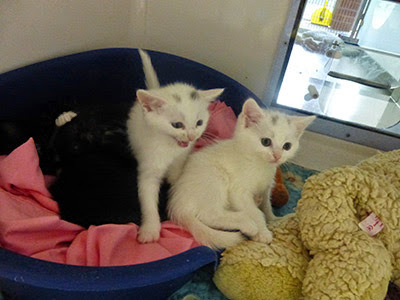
[252,229,273,244]
[240,220,259,237]
[138,222,161,243]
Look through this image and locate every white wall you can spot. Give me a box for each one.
[142,0,292,99]
[0,0,291,100]
[0,0,135,72]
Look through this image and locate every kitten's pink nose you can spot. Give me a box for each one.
[273,152,281,161]
[188,133,196,142]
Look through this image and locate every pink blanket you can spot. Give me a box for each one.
[0,101,236,266]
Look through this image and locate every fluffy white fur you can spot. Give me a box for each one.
[127,49,224,243]
[168,99,315,250]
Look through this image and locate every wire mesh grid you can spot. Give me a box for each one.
[302,0,337,21]
[300,0,365,35]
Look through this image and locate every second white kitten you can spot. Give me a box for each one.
[168,98,315,249]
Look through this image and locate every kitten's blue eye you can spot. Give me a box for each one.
[261,138,272,147]
[196,120,203,127]
[283,142,292,150]
[171,122,184,129]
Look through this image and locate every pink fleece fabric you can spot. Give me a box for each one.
[194,101,237,151]
[0,101,236,266]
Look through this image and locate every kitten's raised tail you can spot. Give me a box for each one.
[179,216,245,250]
[138,49,160,90]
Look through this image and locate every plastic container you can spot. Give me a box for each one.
[0,48,260,299]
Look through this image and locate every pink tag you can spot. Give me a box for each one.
[358,212,384,236]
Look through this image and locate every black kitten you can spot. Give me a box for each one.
[1,101,168,228]
[49,102,168,227]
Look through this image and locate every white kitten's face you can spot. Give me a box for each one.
[236,99,315,165]
[137,83,224,148]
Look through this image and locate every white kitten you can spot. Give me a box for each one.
[168,98,315,250]
[127,49,224,243]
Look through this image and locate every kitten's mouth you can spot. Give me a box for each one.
[177,140,190,148]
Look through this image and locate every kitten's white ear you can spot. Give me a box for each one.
[291,115,316,137]
[198,88,224,103]
[136,89,167,112]
[241,98,264,128]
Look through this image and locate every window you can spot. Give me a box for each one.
[265,0,400,150]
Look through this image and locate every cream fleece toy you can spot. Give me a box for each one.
[214,150,400,300]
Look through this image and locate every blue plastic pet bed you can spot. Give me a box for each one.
[0,48,260,299]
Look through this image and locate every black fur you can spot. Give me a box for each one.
[50,150,169,227]
[51,150,141,227]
